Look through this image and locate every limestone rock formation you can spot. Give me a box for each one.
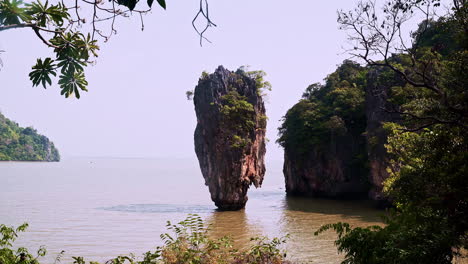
[283,134,369,199]
[279,61,369,199]
[364,68,401,204]
[193,66,267,210]
[0,112,60,161]
[279,62,402,204]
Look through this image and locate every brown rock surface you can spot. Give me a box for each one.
[193,66,266,210]
[283,130,369,199]
[364,68,401,204]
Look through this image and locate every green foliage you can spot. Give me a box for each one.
[29,58,56,88]
[202,67,270,150]
[24,1,69,27]
[236,66,272,96]
[316,2,468,263]
[318,120,467,264]
[277,99,327,155]
[200,71,209,79]
[0,112,60,161]
[384,124,467,238]
[219,90,255,149]
[156,214,238,264]
[116,0,165,11]
[0,216,289,264]
[0,0,165,98]
[0,223,47,264]
[412,16,463,56]
[277,60,367,156]
[186,90,194,100]
[0,0,29,25]
[146,215,289,264]
[315,208,458,264]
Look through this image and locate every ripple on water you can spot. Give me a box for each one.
[98,204,216,214]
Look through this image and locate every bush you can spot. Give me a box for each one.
[0,215,290,264]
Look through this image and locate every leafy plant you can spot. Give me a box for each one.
[236,66,272,97]
[219,90,255,149]
[200,67,270,150]
[0,216,289,264]
[314,1,468,263]
[0,223,47,264]
[277,60,367,158]
[0,0,166,98]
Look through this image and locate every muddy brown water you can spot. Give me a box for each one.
[0,158,383,264]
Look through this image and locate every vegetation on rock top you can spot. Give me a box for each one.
[277,60,367,157]
[0,112,60,161]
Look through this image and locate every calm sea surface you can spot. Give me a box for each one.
[0,158,382,263]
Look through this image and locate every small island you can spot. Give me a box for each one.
[277,60,401,205]
[193,66,268,210]
[0,112,60,161]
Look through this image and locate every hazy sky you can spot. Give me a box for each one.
[0,0,428,160]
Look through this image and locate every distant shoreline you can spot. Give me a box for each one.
[0,160,60,163]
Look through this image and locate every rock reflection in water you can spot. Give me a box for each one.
[278,197,383,263]
[205,210,263,251]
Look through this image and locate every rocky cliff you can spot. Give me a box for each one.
[364,68,401,204]
[278,61,369,199]
[0,112,60,161]
[278,61,403,203]
[283,134,369,198]
[193,66,267,210]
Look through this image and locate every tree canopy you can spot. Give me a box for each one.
[314,1,468,262]
[277,60,367,156]
[0,112,60,161]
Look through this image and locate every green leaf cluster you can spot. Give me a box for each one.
[1,0,166,98]
[236,66,272,97]
[0,223,47,264]
[118,0,166,11]
[315,3,468,263]
[277,60,367,156]
[0,112,60,161]
[219,90,256,149]
[203,68,269,150]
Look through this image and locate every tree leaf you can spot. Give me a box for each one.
[157,0,166,9]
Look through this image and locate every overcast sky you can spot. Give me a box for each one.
[0,0,431,161]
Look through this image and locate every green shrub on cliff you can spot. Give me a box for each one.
[277,60,367,157]
[205,67,269,150]
[219,90,256,149]
[0,112,60,161]
[236,66,272,97]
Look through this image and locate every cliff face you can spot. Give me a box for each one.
[279,62,402,203]
[193,66,266,210]
[278,61,370,199]
[0,112,60,161]
[283,134,369,198]
[365,68,400,203]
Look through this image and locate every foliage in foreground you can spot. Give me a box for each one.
[0,0,166,98]
[0,215,289,264]
[314,1,468,263]
[314,126,467,263]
